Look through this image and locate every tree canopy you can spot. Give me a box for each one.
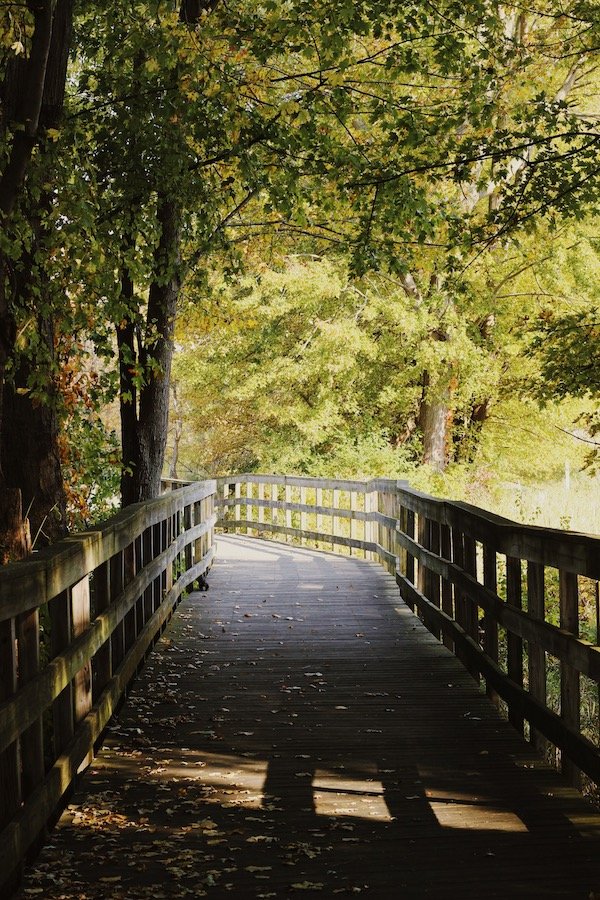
[1,0,600,555]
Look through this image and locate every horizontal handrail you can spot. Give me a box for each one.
[217,473,600,790]
[0,479,217,894]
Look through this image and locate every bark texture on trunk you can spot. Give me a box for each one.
[419,396,449,471]
[119,197,181,505]
[0,0,73,558]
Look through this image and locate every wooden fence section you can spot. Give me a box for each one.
[0,480,216,892]
[217,474,600,791]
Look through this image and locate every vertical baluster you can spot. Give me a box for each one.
[559,569,580,786]
[134,533,144,635]
[184,504,193,575]
[316,486,323,547]
[350,490,358,556]
[92,562,112,703]
[17,607,44,796]
[110,552,125,668]
[300,485,307,543]
[235,481,241,529]
[123,542,137,652]
[463,535,479,683]
[142,527,154,622]
[164,516,173,594]
[451,527,469,668]
[333,488,340,552]
[506,556,524,733]
[258,481,265,531]
[527,561,546,753]
[405,508,415,591]
[429,518,442,640]
[0,615,20,849]
[482,545,499,704]
[417,514,431,629]
[440,524,453,650]
[153,521,162,612]
[285,484,292,536]
[50,589,75,754]
[271,483,278,529]
[72,576,92,771]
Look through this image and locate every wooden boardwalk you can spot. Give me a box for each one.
[16,534,600,899]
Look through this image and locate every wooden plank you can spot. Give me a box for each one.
[396,568,600,784]
[16,534,600,900]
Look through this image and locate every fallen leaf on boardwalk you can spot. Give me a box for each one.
[246,866,273,873]
[291,883,324,890]
[335,705,348,710]
[247,835,276,843]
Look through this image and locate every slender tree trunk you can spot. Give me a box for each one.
[137,196,181,499]
[118,197,181,505]
[169,380,183,479]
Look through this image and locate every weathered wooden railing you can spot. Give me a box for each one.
[217,474,600,790]
[0,480,216,893]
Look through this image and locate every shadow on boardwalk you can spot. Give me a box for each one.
[16,534,600,899]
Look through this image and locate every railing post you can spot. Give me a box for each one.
[559,569,580,787]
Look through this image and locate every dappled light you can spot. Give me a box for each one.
[15,534,600,899]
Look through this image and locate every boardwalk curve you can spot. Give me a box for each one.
[16,534,600,899]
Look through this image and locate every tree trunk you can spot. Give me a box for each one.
[419,396,450,471]
[169,380,183,479]
[0,0,73,558]
[118,197,181,505]
[2,364,66,547]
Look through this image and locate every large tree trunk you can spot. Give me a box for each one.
[0,0,73,557]
[2,315,67,547]
[419,393,450,471]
